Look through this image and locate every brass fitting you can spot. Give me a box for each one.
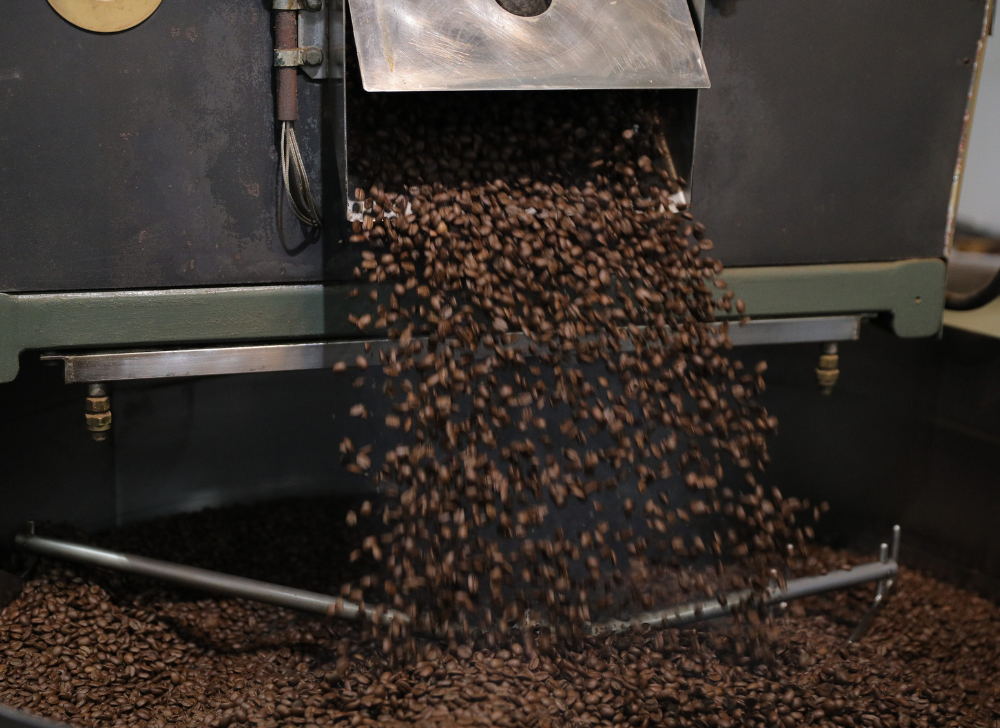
[85,383,111,441]
[816,342,839,395]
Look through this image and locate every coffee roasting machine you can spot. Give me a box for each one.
[0,4,996,721]
[1,0,992,391]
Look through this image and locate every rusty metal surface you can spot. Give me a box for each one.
[693,0,989,267]
[0,0,338,293]
[275,10,299,121]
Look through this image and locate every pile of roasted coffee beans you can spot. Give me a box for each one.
[334,87,813,646]
[1,498,998,728]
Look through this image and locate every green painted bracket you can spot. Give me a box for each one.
[0,259,945,383]
[721,259,945,338]
[0,284,367,384]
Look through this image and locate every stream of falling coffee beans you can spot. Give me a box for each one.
[3,91,1000,728]
[333,89,814,655]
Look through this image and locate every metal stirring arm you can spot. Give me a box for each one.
[590,526,902,640]
[847,525,901,643]
[14,523,408,628]
[16,523,901,642]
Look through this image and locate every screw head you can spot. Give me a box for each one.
[302,47,324,66]
[304,0,323,10]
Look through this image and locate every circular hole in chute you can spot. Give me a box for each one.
[495,0,552,17]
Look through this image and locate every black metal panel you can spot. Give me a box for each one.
[110,369,376,524]
[748,324,1000,592]
[0,1,987,290]
[0,1,337,293]
[694,0,987,266]
[0,356,116,552]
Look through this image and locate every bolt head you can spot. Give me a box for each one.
[302,47,324,66]
[304,0,323,10]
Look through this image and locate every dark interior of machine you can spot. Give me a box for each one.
[4,323,999,596]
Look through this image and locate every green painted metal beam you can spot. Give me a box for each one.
[720,259,945,338]
[0,259,945,383]
[0,284,368,384]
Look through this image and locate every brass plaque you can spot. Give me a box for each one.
[48,0,163,33]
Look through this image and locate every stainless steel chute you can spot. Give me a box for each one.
[348,0,710,92]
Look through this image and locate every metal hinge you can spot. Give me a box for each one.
[274,47,325,67]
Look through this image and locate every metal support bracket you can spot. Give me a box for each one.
[40,316,863,384]
[0,261,947,385]
[274,47,325,68]
[273,0,330,77]
[300,0,332,79]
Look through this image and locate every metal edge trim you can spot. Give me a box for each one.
[944,0,996,258]
[40,315,862,384]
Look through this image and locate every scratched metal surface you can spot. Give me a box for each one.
[692,0,989,266]
[348,0,709,91]
[0,0,343,293]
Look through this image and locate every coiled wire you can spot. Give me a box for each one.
[279,120,322,229]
